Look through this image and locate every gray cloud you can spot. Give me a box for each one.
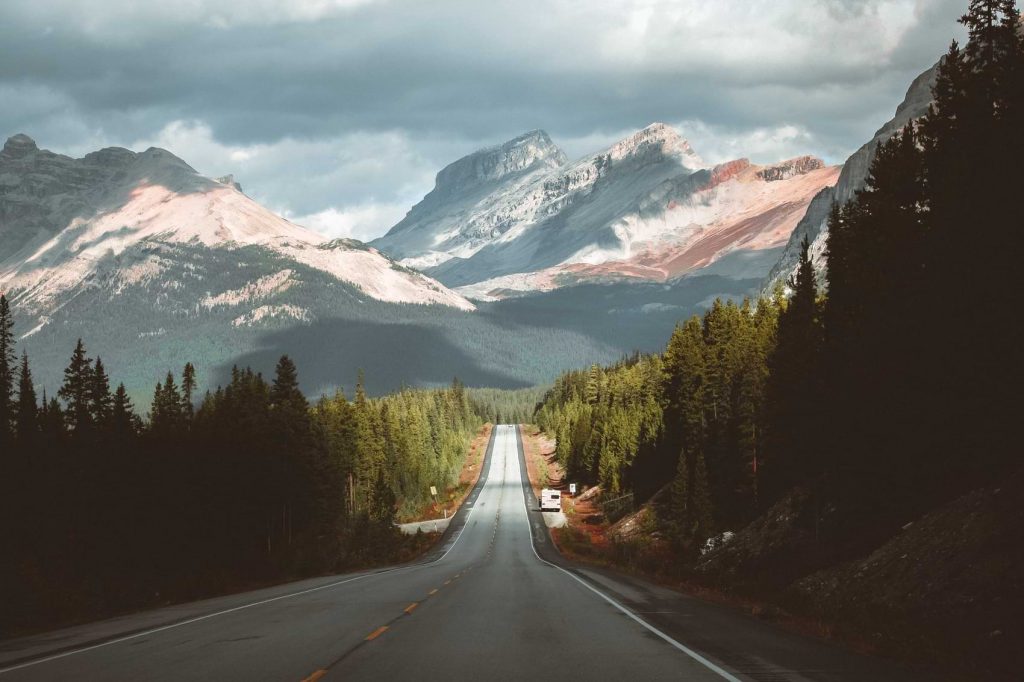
[0,0,968,240]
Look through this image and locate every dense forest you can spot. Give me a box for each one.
[535,295,779,539]
[537,0,1024,557]
[0,298,484,634]
[466,385,546,426]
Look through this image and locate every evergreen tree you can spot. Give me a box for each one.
[667,448,689,550]
[110,383,140,442]
[353,371,385,511]
[40,394,66,445]
[90,357,114,430]
[58,339,94,440]
[270,356,306,417]
[662,317,707,488]
[0,295,15,445]
[765,237,823,502]
[14,352,38,445]
[370,469,396,522]
[690,450,714,543]
[150,372,185,438]
[181,362,197,423]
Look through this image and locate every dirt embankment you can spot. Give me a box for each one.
[785,470,1024,676]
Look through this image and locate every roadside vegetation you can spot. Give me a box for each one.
[534,3,1024,677]
[0,307,484,636]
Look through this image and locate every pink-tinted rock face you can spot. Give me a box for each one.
[704,159,753,189]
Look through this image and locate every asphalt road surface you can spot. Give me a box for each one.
[0,425,931,681]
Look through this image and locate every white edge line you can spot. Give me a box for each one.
[0,427,497,676]
[514,425,744,682]
[0,570,393,675]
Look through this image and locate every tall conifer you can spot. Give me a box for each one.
[0,295,15,445]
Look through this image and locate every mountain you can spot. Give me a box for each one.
[1,135,623,398]
[0,134,472,315]
[764,63,939,291]
[372,123,839,300]
[372,129,568,268]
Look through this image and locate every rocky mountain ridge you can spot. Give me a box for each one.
[372,123,838,299]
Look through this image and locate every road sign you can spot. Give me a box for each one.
[569,483,577,495]
[429,486,437,496]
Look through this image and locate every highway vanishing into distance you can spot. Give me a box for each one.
[0,426,931,681]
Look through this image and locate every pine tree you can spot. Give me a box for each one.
[111,383,139,441]
[662,317,707,488]
[270,356,306,416]
[181,362,196,424]
[667,447,690,550]
[150,372,184,438]
[0,295,15,445]
[14,352,38,445]
[90,357,114,430]
[765,237,823,502]
[585,364,601,405]
[41,394,66,445]
[353,371,385,511]
[370,468,396,522]
[690,450,714,543]
[58,339,94,440]
[149,381,164,426]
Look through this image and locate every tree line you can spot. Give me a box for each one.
[465,385,546,426]
[0,297,482,634]
[537,0,1023,556]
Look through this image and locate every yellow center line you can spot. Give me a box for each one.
[404,602,419,614]
[443,580,451,585]
[428,588,438,595]
[301,670,327,682]
[365,625,389,641]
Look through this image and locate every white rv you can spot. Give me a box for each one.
[540,488,561,512]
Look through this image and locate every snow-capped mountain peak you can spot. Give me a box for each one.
[606,122,703,170]
[0,136,474,325]
[433,129,567,196]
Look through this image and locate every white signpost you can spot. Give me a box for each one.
[569,483,577,495]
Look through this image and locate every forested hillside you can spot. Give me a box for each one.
[537,0,1023,559]
[536,294,781,539]
[0,301,484,635]
[533,4,1023,673]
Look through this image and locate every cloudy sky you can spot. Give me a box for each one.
[0,0,966,241]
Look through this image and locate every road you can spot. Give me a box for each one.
[0,425,930,681]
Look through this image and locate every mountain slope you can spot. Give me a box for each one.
[1,136,632,398]
[373,129,569,268]
[764,63,939,291]
[372,123,838,299]
[0,134,473,317]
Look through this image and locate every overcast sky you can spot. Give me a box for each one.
[0,0,967,241]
